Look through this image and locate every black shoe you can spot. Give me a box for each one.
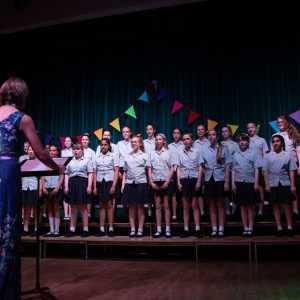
[247,230,254,237]
[95,230,106,237]
[53,232,60,237]
[195,230,203,238]
[81,231,89,238]
[286,229,294,237]
[108,230,115,237]
[65,231,76,237]
[153,232,162,238]
[241,230,248,237]
[21,230,30,237]
[129,231,136,238]
[210,231,217,238]
[136,231,143,238]
[180,230,190,238]
[292,212,300,220]
[30,230,37,237]
[43,232,53,237]
[165,231,172,238]
[276,229,284,237]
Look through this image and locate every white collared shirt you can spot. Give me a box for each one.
[123,151,148,184]
[94,151,119,182]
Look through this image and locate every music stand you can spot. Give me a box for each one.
[21,157,72,300]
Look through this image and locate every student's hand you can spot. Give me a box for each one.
[51,189,58,196]
[64,188,69,195]
[93,188,97,196]
[121,186,124,193]
[202,185,205,194]
[42,188,48,195]
[291,185,297,194]
[265,185,271,193]
[162,181,169,190]
[39,190,42,198]
[232,184,237,194]
[151,183,160,190]
[224,182,229,192]
[195,182,201,191]
[254,184,259,192]
[298,167,300,176]
[86,187,92,195]
[177,182,182,192]
[110,186,116,194]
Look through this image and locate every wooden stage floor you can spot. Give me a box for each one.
[21,257,300,300]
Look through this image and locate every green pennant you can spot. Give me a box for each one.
[124,105,137,119]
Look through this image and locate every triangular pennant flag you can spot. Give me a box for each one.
[94,128,103,141]
[188,110,201,126]
[59,136,65,149]
[257,124,261,133]
[207,119,218,130]
[151,79,158,92]
[44,133,54,145]
[138,91,149,103]
[124,105,137,119]
[76,135,83,143]
[157,88,168,101]
[289,109,300,124]
[227,124,239,136]
[269,120,280,133]
[109,118,121,132]
[171,100,184,114]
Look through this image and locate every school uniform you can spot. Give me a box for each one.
[122,151,149,205]
[147,148,175,196]
[202,144,232,198]
[93,151,120,201]
[173,147,203,198]
[193,138,210,151]
[263,150,298,203]
[221,140,239,156]
[144,138,156,153]
[116,139,132,168]
[84,147,96,163]
[232,149,261,205]
[22,172,38,206]
[65,156,93,205]
[19,154,29,163]
[95,143,118,157]
[43,175,63,202]
[61,148,73,158]
[168,141,184,191]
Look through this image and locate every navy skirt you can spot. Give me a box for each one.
[233,182,261,206]
[180,178,201,198]
[0,159,22,300]
[96,179,120,201]
[43,188,63,203]
[269,183,294,204]
[67,176,92,205]
[22,189,39,206]
[204,176,225,198]
[122,182,149,205]
[152,180,175,197]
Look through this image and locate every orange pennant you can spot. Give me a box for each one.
[94,128,103,141]
[207,119,218,130]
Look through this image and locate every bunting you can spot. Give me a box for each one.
[269,120,280,133]
[207,119,218,130]
[124,105,137,119]
[171,100,184,114]
[109,118,121,132]
[227,124,239,136]
[94,128,103,141]
[188,110,201,126]
[138,91,149,103]
[76,135,83,143]
[157,88,168,101]
[59,136,66,149]
[44,133,54,145]
[289,109,300,124]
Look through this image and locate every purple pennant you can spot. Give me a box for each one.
[157,88,168,101]
[151,79,158,92]
[289,109,300,124]
[44,133,54,145]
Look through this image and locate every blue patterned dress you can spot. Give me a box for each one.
[0,111,25,300]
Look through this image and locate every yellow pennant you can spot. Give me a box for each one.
[109,118,121,132]
[207,119,218,130]
[94,128,103,141]
[227,124,239,136]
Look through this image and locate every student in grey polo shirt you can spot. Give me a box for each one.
[231,133,260,237]
[202,129,232,238]
[169,128,184,221]
[64,143,93,238]
[116,126,133,168]
[247,122,269,217]
[147,133,175,238]
[263,134,297,237]
[41,144,64,237]
[95,129,118,157]
[93,138,120,238]
[221,126,239,216]
[61,136,73,222]
[193,124,210,218]
[121,136,149,238]
[174,133,203,238]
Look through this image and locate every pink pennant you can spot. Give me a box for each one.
[171,100,184,114]
[59,136,65,149]
[188,110,201,126]
[76,135,83,143]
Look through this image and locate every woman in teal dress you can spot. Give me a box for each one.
[0,77,64,299]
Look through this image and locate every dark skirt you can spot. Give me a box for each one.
[0,159,22,300]
[258,168,265,186]
[269,183,294,204]
[152,180,175,197]
[22,189,39,206]
[233,182,261,206]
[43,188,63,202]
[122,182,149,205]
[204,176,225,199]
[96,179,120,201]
[67,176,92,205]
[180,178,201,198]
